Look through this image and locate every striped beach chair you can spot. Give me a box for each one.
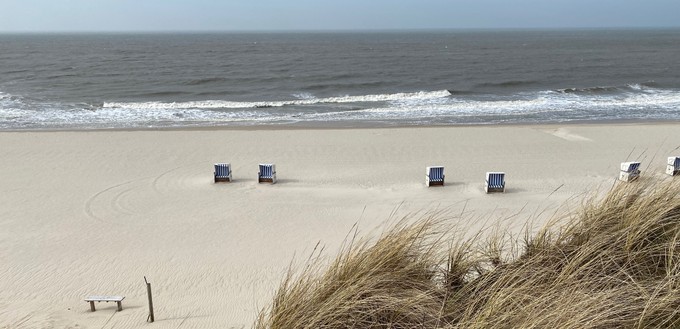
[619,161,641,182]
[666,157,680,176]
[258,164,277,184]
[485,172,505,193]
[214,163,232,183]
[426,166,445,186]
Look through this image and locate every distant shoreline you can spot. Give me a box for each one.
[1,118,678,133]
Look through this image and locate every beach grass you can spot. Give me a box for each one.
[255,177,680,328]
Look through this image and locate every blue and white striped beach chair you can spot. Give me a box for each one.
[426,166,445,186]
[667,157,680,176]
[485,172,505,193]
[258,164,277,184]
[619,161,641,182]
[214,163,232,183]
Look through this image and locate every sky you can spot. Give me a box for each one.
[1,0,680,32]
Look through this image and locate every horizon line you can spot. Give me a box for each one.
[1,26,680,35]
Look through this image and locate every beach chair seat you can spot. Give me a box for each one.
[426,166,445,187]
[485,172,505,193]
[666,157,680,176]
[214,163,232,183]
[258,164,277,184]
[619,161,641,182]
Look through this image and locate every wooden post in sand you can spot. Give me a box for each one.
[145,276,155,322]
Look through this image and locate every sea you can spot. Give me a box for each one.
[1,29,679,130]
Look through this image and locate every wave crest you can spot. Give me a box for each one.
[103,90,453,110]
[556,82,659,94]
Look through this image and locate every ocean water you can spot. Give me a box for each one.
[1,30,679,130]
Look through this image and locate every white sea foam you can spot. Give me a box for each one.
[102,90,453,110]
[292,92,316,100]
[304,88,680,122]
[2,88,680,129]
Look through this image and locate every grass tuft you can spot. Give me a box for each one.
[256,178,680,328]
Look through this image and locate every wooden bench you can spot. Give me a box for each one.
[84,295,125,312]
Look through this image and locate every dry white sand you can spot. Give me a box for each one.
[1,123,679,328]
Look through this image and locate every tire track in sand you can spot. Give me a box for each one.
[86,164,205,225]
[151,163,208,195]
[83,180,136,224]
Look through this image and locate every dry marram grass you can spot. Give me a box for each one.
[256,178,680,328]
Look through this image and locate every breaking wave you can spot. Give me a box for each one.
[556,82,659,94]
[103,90,453,110]
[2,86,680,129]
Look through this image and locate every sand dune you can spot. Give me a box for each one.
[1,123,679,328]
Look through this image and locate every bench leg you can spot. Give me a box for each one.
[117,301,122,311]
[89,301,96,312]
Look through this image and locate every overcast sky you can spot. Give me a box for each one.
[2,0,679,32]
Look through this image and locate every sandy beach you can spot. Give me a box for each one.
[1,123,679,328]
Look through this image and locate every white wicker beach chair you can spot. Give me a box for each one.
[667,157,680,176]
[619,161,641,182]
